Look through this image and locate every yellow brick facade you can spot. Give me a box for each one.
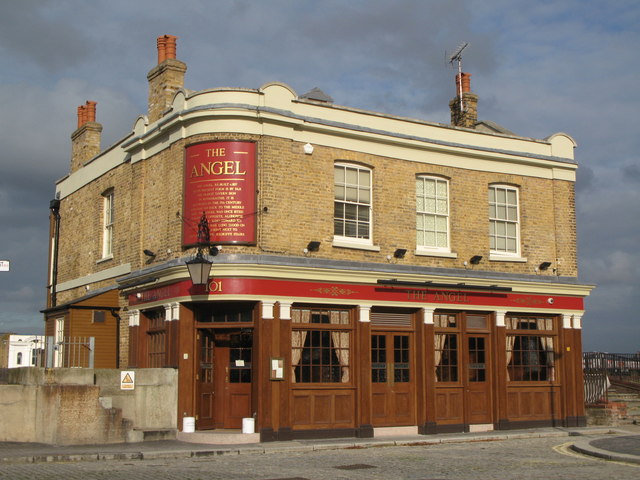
[53,133,578,304]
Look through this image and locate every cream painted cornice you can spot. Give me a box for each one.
[59,83,578,199]
[120,257,594,299]
[122,102,577,176]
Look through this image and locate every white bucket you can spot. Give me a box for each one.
[183,416,195,433]
[242,417,255,434]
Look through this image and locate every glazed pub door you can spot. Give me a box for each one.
[196,329,252,429]
[464,333,492,425]
[434,312,493,429]
[371,332,416,426]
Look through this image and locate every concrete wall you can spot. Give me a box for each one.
[0,367,177,445]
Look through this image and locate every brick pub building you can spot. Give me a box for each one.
[44,35,594,440]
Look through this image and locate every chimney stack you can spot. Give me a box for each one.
[147,35,186,123]
[449,72,478,129]
[71,101,102,173]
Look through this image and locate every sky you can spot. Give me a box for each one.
[0,0,638,352]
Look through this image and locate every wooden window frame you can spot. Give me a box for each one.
[333,163,373,245]
[291,306,353,385]
[416,175,450,252]
[489,184,520,257]
[506,315,557,383]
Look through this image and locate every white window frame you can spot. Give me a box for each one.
[489,184,521,258]
[416,176,451,254]
[333,163,374,248]
[102,190,114,259]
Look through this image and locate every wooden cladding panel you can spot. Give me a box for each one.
[506,387,560,421]
[291,389,355,429]
[293,395,312,425]
[434,388,464,424]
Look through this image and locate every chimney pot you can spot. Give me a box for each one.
[76,101,97,128]
[456,72,472,94]
[157,34,178,64]
[164,35,178,60]
[77,105,85,128]
[157,36,167,63]
[85,101,97,123]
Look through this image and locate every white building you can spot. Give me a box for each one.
[0,334,46,368]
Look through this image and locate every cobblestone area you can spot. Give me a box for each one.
[0,436,638,480]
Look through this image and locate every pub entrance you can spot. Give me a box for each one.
[434,312,493,430]
[196,328,252,429]
[370,309,417,427]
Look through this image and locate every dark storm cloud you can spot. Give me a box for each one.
[0,1,92,73]
[622,164,640,183]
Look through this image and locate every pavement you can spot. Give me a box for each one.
[1,425,639,465]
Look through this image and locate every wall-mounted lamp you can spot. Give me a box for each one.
[393,248,407,259]
[305,241,320,253]
[539,261,552,271]
[186,212,213,286]
[470,255,483,265]
[143,249,156,257]
[303,143,314,155]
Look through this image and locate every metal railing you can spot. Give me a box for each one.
[37,337,95,368]
[583,352,640,405]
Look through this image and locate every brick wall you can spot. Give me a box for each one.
[55,134,577,306]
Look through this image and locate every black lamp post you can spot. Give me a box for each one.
[186,212,213,286]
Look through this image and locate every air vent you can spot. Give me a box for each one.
[370,312,413,327]
[92,310,105,323]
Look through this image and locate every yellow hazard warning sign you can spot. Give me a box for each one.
[120,370,135,390]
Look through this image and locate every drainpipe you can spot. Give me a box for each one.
[49,199,61,307]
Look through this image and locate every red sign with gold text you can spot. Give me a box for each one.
[129,277,585,312]
[183,141,256,245]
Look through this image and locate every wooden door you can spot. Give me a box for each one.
[464,334,492,425]
[197,330,216,429]
[434,312,493,429]
[371,332,415,426]
[196,329,252,430]
[219,330,253,428]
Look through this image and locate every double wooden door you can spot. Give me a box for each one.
[371,331,416,426]
[434,312,493,428]
[196,328,252,429]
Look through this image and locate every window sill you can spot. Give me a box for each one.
[332,239,380,252]
[489,254,527,263]
[415,249,457,259]
[97,255,113,264]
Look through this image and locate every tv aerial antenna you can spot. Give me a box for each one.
[448,42,469,111]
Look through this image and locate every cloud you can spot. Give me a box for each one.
[0,0,638,353]
[0,0,93,73]
[622,163,640,183]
